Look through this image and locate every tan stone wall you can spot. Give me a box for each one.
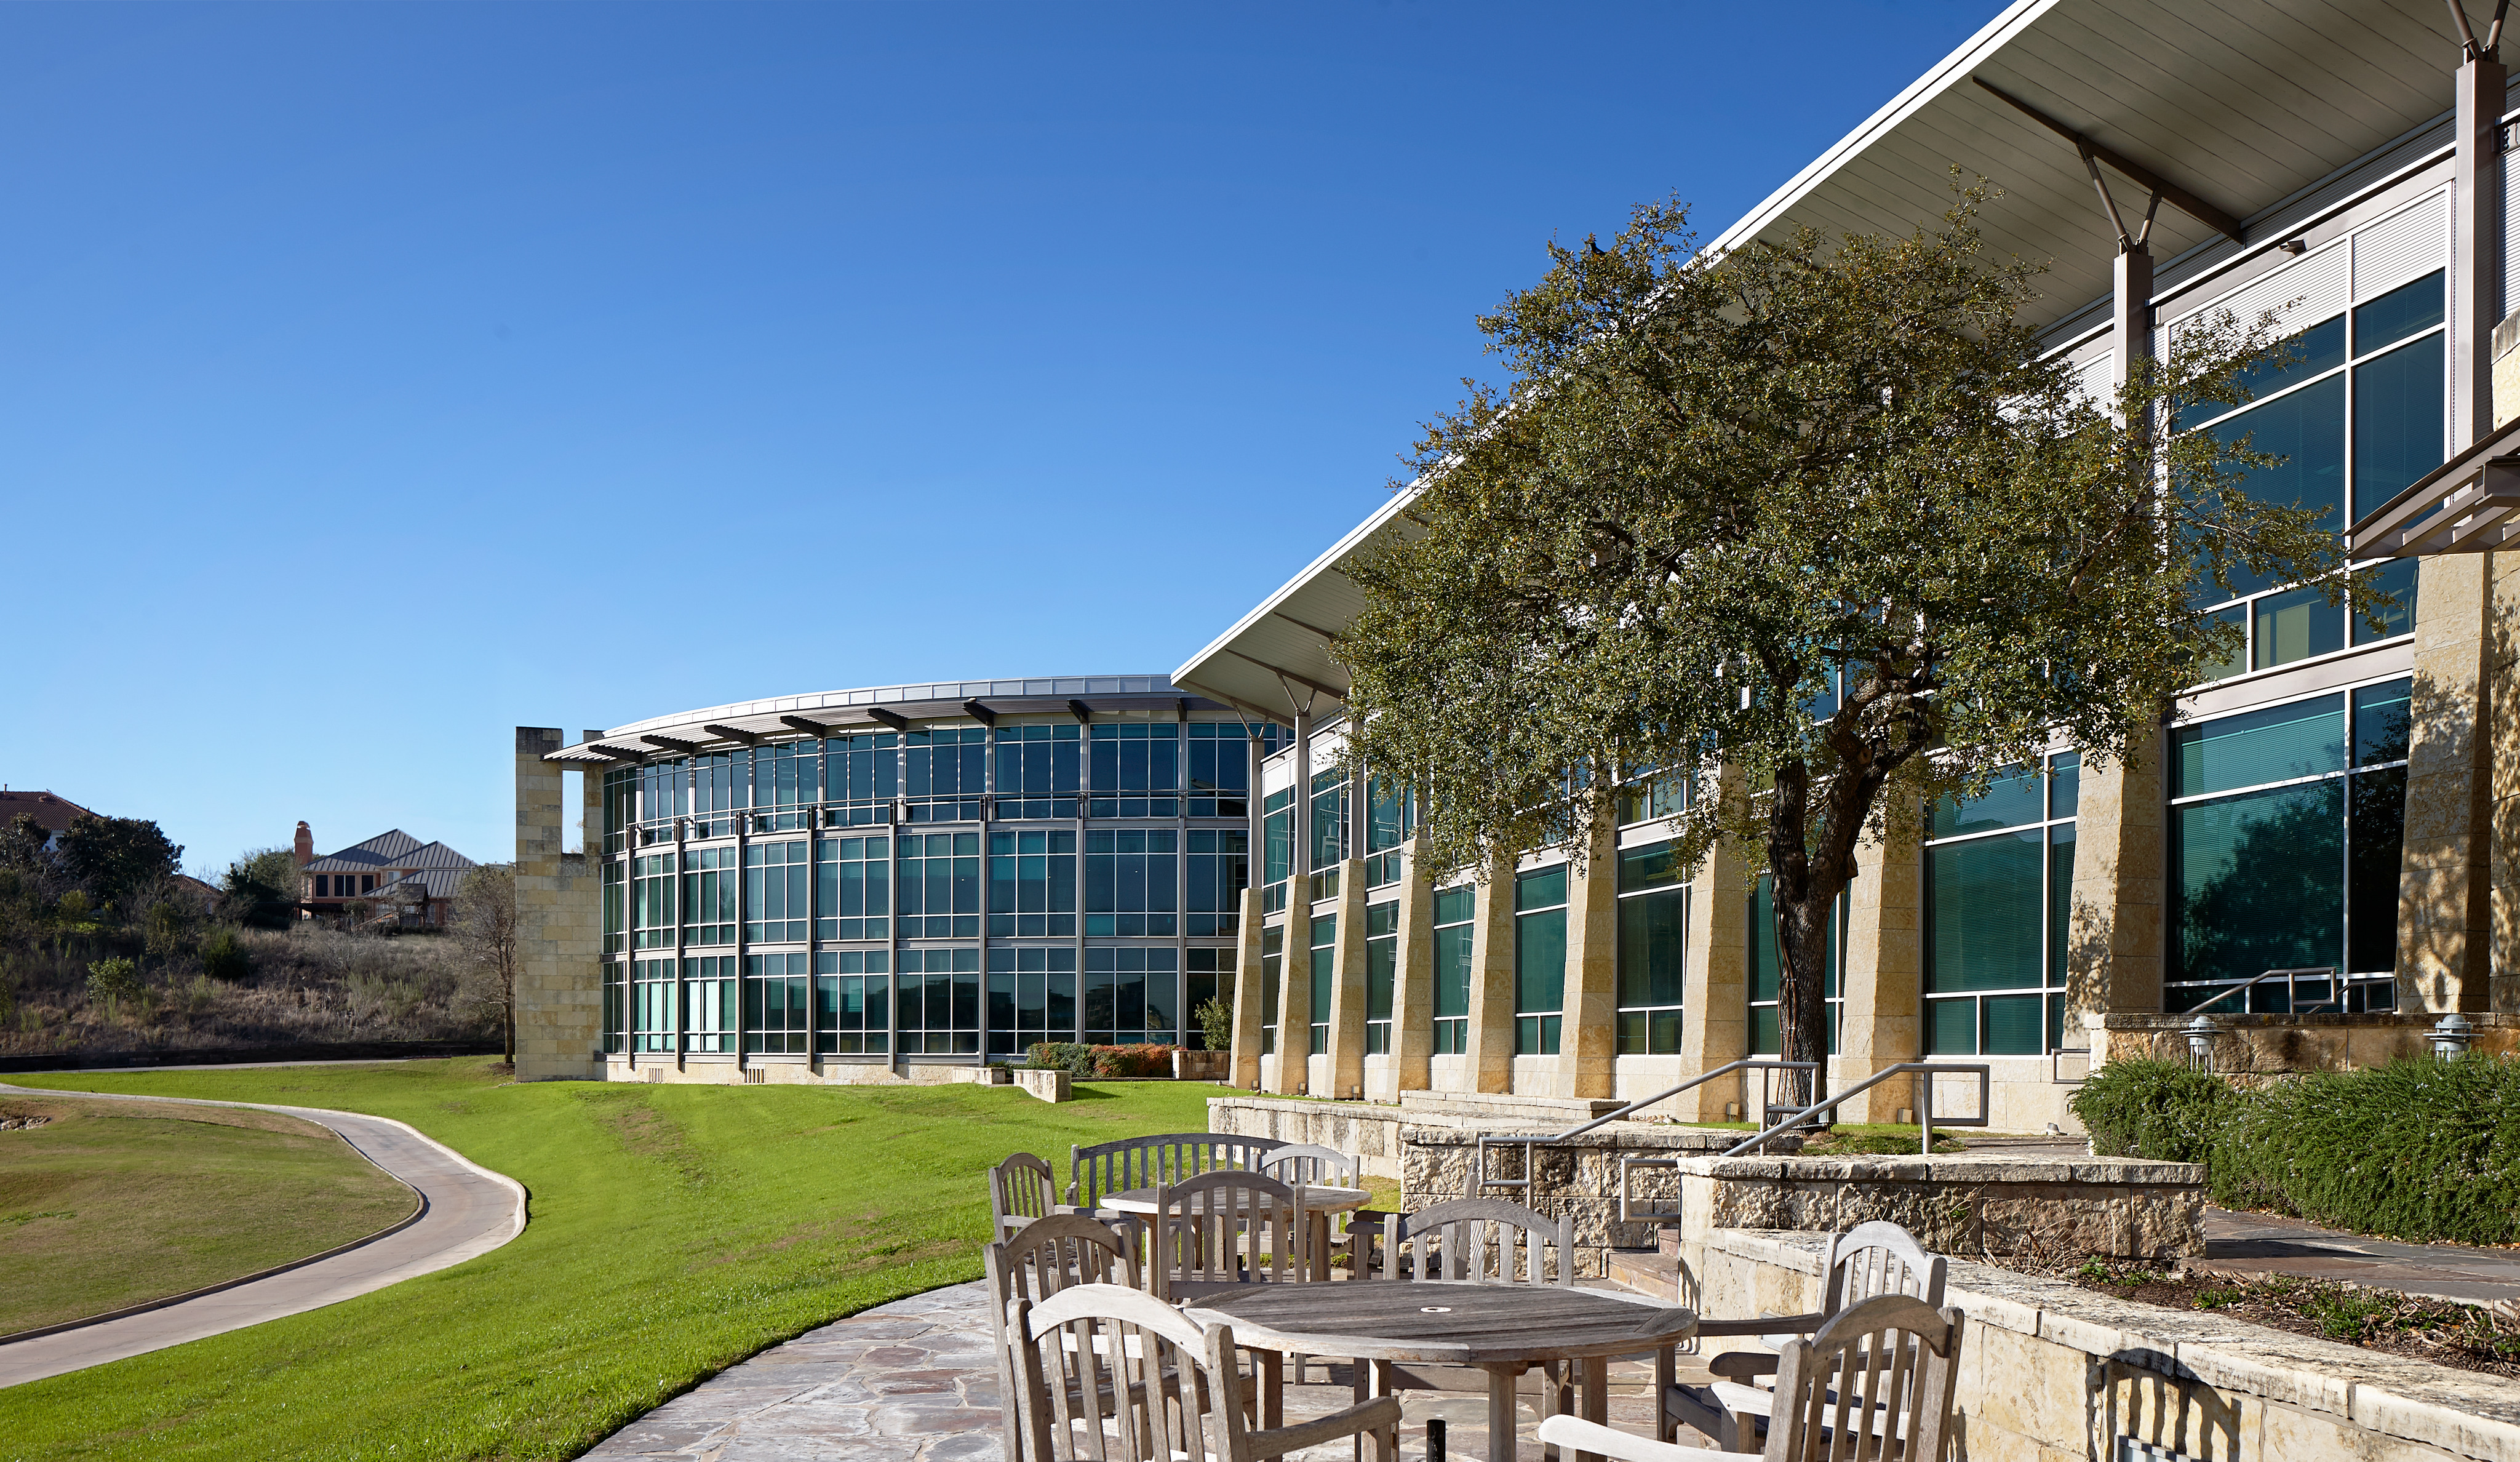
[1463,851,1516,1095]
[1230,886,1264,1090]
[1324,858,1368,1100]
[1672,1153,2203,1260]
[2404,556,2495,1012]
[1384,837,1433,1100]
[2071,730,2165,1023]
[1693,1229,2520,1462]
[1836,814,1921,1122]
[1206,1093,1408,1179]
[1558,810,1619,1100]
[515,729,602,1081]
[2100,1012,2520,1071]
[1675,796,1750,1122]
[1267,898,1312,1095]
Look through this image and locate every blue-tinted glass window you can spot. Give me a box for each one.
[986,946,1075,1057]
[2352,332,2445,519]
[1431,885,1474,1055]
[2353,559,2419,645]
[1084,829,1178,936]
[898,833,981,938]
[2172,695,2344,797]
[1086,947,1178,1047]
[815,835,890,941]
[2252,583,2344,671]
[1088,723,1179,817]
[895,947,981,1055]
[1185,829,1248,937]
[2185,313,2345,427]
[1513,867,1566,1055]
[987,829,1075,937]
[816,949,890,1055]
[2353,271,2444,356]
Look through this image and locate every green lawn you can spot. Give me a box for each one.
[0,1094,417,1335]
[2,1060,1218,1461]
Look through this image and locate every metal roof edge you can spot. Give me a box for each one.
[1170,483,1422,689]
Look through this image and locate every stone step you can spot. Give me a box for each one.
[1605,1248,1685,1303]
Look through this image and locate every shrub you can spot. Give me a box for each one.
[2068,1058,2232,1164]
[1023,1042,1178,1077]
[200,927,253,983]
[1195,997,1234,1053]
[1028,1042,1095,1076]
[85,956,142,1006]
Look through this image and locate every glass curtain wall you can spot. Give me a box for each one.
[1085,830,1177,935]
[632,957,676,1052]
[816,951,888,1054]
[898,833,981,938]
[993,724,1079,820]
[987,947,1075,1056]
[1186,724,1250,817]
[1307,916,1335,1054]
[744,839,810,943]
[815,836,890,940]
[1186,831,1248,936]
[1365,900,1397,1053]
[1514,866,1568,1055]
[683,849,738,946]
[745,952,811,1053]
[1262,788,1293,913]
[1616,842,1688,1054]
[1923,756,2078,1055]
[1088,724,1178,818]
[1184,949,1234,1049]
[1259,927,1282,1054]
[1085,948,1178,1045]
[1431,887,1474,1053]
[632,854,676,949]
[988,830,1076,936]
[684,956,738,1053]
[896,948,982,1053]
[1364,778,1414,889]
[1309,769,1349,900]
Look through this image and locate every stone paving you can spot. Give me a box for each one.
[580,1279,1690,1462]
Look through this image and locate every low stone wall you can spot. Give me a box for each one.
[605,1058,1006,1086]
[1173,1049,1229,1082]
[1405,1123,1789,1273]
[1208,1095,1411,1178]
[1694,1229,2520,1462]
[1667,1154,2205,1260]
[2100,1012,2520,1074]
[1014,1068,1069,1103]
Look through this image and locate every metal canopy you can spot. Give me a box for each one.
[2348,414,2520,554]
[1174,0,2473,701]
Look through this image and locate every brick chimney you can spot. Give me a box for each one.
[294,821,315,866]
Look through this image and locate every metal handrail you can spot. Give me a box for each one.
[1720,1062,1992,1157]
[2179,966,2340,1017]
[1472,1059,1817,1192]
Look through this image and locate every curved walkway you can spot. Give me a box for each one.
[0,1083,527,1388]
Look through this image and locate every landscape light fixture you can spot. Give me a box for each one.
[2430,1012,2478,1059]
[2183,1015,2221,1072]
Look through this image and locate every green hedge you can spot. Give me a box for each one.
[2070,1055,2520,1245]
[1025,1042,1178,1078]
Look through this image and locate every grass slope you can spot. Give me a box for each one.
[3,1059,1216,1461]
[0,1096,417,1335]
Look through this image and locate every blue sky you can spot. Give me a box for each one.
[3,1,1993,875]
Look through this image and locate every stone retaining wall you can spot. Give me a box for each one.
[1694,1228,2520,1462]
[1208,1095,1412,1178]
[1404,1123,1784,1274]
[1667,1153,2206,1260]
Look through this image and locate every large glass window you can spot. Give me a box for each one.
[631,957,676,1053]
[1186,724,1251,818]
[1184,948,1234,1049]
[1365,901,1397,1054]
[1619,770,1689,827]
[1514,866,1567,1055]
[602,861,626,954]
[993,724,1080,820]
[1309,769,1348,871]
[1307,916,1335,1055]
[815,950,888,1055]
[751,741,816,831]
[988,946,1075,1056]
[1186,830,1248,936]
[604,767,635,855]
[1616,842,1688,1055]
[896,948,981,1053]
[1088,723,1179,818]
[639,760,688,837]
[690,753,747,839]
[603,962,626,1054]
[898,833,981,938]
[1924,754,2078,1055]
[745,951,811,1054]
[823,733,898,826]
[903,728,987,823]
[1085,948,1178,1046]
[2170,680,2406,1012]
[1259,925,1282,1055]
[681,847,738,946]
[1085,829,1177,935]
[989,830,1076,937]
[683,955,738,1053]
[815,836,890,941]
[1748,878,1841,1056]
[1364,777,1414,889]
[2190,272,2436,677]
[1432,886,1474,1054]
[632,853,676,949]
[1262,788,1293,913]
[743,839,809,944]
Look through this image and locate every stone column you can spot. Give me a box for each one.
[2070,732,2165,1024]
[2402,556,2494,1012]
[1676,777,1750,1122]
[516,729,601,1081]
[1389,837,1435,1092]
[1834,817,1921,1122]
[1269,898,1312,1094]
[1556,809,1619,1100]
[2494,346,2520,1013]
[1325,857,1370,1099]
[1230,886,1265,1089]
[1463,850,1517,1095]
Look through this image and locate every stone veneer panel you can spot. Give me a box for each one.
[515,728,603,1081]
[1672,1153,2203,1260]
[1835,810,1921,1123]
[2401,554,2494,1012]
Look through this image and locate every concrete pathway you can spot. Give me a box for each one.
[2201,1208,2520,1306]
[0,1084,527,1388]
[582,1279,1693,1462]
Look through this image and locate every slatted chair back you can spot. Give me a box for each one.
[1004,1284,1402,1462]
[1820,1221,1948,1316]
[1254,1143,1359,1188]
[1148,1170,1305,1301]
[1380,1197,1576,1285]
[987,1213,1143,1318]
[991,1152,1063,1239]
[1067,1132,1290,1210]
[1763,1294,1964,1462]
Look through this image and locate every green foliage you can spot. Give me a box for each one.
[220,849,301,930]
[199,925,253,983]
[85,956,142,1007]
[0,814,52,876]
[1025,1041,1177,1077]
[56,889,92,924]
[55,815,181,913]
[1195,996,1234,1054]
[2070,1058,2233,1164]
[2074,1055,2520,1245]
[1029,1041,1092,1074]
[1335,192,2365,1070]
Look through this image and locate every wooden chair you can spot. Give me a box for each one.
[1352,1197,1582,1416]
[1665,1221,1948,1448]
[985,1215,1150,1447]
[1003,1283,1401,1462]
[1254,1142,1359,1187]
[1067,1132,1290,1210]
[993,1151,1085,1238]
[1146,1170,1309,1303]
[1540,1294,1964,1462]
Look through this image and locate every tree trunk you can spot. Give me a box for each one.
[1772,888,1833,1116]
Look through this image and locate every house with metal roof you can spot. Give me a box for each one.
[297,825,478,927]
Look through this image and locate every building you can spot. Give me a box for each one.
[1166,0,2520,1133]
[296,823,479,926]
[515,678,1282,1082]
[0,789,94,853]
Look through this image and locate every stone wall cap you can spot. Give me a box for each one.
[1675,1154,2200,1183]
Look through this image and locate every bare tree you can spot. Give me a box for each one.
[451,863,519,1063]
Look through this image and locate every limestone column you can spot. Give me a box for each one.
[1556,808,1619,1100]
[1463,850,1517,1094]
[1269,898,1313,1094]
[2069,731,2165,1028]
[1230,886,1265,1089]
[515,729,601,1081]
[1388,836,1435,1092]
[2495,348,2520,1013]
[2401,556,2494,1012]
[1834,816,1921,1122]
[1676,775,1749,1122]
[1325,857,1370,1099]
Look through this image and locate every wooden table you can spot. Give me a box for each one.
[1185,1281,1696,1462]
[1101,1184,1371,1280]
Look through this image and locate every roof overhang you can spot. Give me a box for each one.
[544,677,1221,763]
[2348,414,2520,556]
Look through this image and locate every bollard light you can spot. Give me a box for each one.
[2430,1012,2478,1059]
[2184,1015,2221,1073]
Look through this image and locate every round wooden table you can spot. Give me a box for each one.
[1184,1280,1696,1462]
[1100,1184,1371,1280]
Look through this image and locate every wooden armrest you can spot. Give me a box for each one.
[1248,1396,1402,1454]
[1537,1414,1730,1462]
[1690,1311,1823,1338]
[1707,1351,1777,1382]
